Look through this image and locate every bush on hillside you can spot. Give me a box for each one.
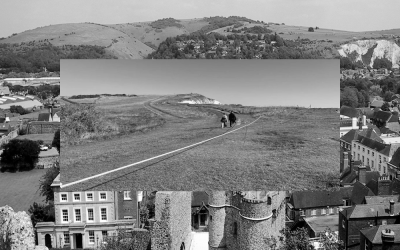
[308,27,314,32]
[9,105,29,115]
[52,129,60,153]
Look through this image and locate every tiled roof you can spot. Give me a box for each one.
[192,191,208,207]
[343,202,400,219]
[373,110,392,122]
[356,135,390,156]
[364,195,400,204]
[389,112,399,123]
[37,113,50,121]
[350,181,375,205]
[290,188,350,209]
[371,100,385,108]
[361,224,400,244]
[340,105,359,118]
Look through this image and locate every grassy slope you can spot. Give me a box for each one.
[16,133,54,144]
[61,96,338,191]
[0,23,154,59]
[0,169,46,212]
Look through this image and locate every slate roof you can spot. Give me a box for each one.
[389,112,399,123]
[290,188,350,209]
[350,181,375,205]
[371,100,385,108]
[304,215,339,234]
[373,110,392,122]
[37,113,51,121]
[342,202,400,219]
[390,148,400,168]
[364,195,400,204]
[341,128,382,144]
[340,105,359,118]
[361,225,400,244]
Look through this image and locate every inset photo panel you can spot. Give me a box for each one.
[59,59,339,191]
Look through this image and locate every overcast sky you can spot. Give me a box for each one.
[1,0,399,38]
[61,59,338,108]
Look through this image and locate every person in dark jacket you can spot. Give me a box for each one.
[228,111,236,127]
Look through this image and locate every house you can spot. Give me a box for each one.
[191,191,209,230]
[339,200,400,250]
[36,174,141,249]
[360,224,400,249]
[340,115,367,137]
[286,188,351,227]
[0,86,10,96]
[38,107,60,122]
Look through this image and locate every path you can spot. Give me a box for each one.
[190,232,209,250]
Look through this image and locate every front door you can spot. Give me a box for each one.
[75,234,83,249]
[44,234,52,248]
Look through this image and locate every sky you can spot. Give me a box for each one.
[1,0,399,38]
[61,59,338,108]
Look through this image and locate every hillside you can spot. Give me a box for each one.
[165,94,221,105]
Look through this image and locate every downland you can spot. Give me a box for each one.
[61,94,339,191]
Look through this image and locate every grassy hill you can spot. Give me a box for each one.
[1,17,399,60]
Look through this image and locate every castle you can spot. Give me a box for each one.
[208,191,286,250]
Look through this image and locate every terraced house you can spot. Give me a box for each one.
[36,174,141,249]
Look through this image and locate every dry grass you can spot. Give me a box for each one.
[61,96,338,191]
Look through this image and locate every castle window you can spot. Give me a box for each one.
[63,233,69,244]
[86,192,93,201]
[60,193,67,202]
[233,222,238,237]
[210,215,212,221]
[124,191,131,200]
[272,209,277,218]
[89,231,95,244]
[267,197,272,205]
[99,192,107,201]
[87,208,94,222]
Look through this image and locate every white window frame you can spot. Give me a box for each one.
[329,207,334,214]
[61,208,69,224]
[60,193,68,202]
[321,208,326,215]
[73,192,81,202]
[89,231,95,244]
[87,207,94,223]
[299,209,305,216]
[124,191,132,200]
[63,232,70,244]
[100,207,108,222]
[86,192,94,202]
[99,192,107,201]
[74,207,82,223]
[311,209,317,216]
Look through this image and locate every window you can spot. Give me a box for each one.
[342,219,346,229]
[362,147,365,152]
[362,156,364,163]
[311,210,317,216]
[73,193,81,202]
[354,143,356,148]
[233,222,238,236]
[272,209,277,218]
[300,210,305,216]
[64,233,70,244]
[99,192,107,201]
[379,164,381,172]
[62,209,69,223]
[321,208,326,215]
[329,207,334,214]
[102,231,108,238]
[124,191,131,200]
[372,152,374,156]
[101,208,107,221]
[87,208,94,222]
[358,145,360,150]
[384,157,387,162]
[86,192,93,201]
[89,231,95,244]
[267,197,272,205]
[367,150,369,154]
[210,215,212,221]
[74,209,81,222]
[372,161,374,169]
[358,154,360,160]
[60,193,68,202]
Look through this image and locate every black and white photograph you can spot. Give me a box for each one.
[1,0,400,249]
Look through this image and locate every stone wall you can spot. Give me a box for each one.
[151,191,192,250]
[36,156,59,169]
[208,191,229,250]
[27,122,59,134]
[0,205,48,250]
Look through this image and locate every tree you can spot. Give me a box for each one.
[279,227,314,250]
[0,139,40,172]
[28,202,55,227]
[381,102,391,111]
[373,58,392,70]
[340,87,359,108]
[39,163,60,203]
[319,228,345,250]
[52,129,60,154]
[308,27,314,32]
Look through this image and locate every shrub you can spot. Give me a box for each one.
[0,139,40,172]
[308,27,314,32]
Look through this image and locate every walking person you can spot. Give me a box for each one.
[228,111,237,127]
[221,114,227,128]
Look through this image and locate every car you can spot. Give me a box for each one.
[40,145,48,151]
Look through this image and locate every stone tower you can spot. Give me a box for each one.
[208,191,232,250]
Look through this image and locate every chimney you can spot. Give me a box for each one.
[381,229,395,245]
[368,101,371,108]
[390,200,395,216]
[363,115,366,126]
[341,152,349,173]
[358,165,367,184]
[5,113,9,123]
[359,117,363,130]
[351,117,357,129]
[378,176,391,196]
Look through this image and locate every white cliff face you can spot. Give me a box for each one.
[179,98,221,105]
[338,40,400,68]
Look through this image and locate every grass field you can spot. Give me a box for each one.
[0,169,46,212]
[61,95,338,191]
